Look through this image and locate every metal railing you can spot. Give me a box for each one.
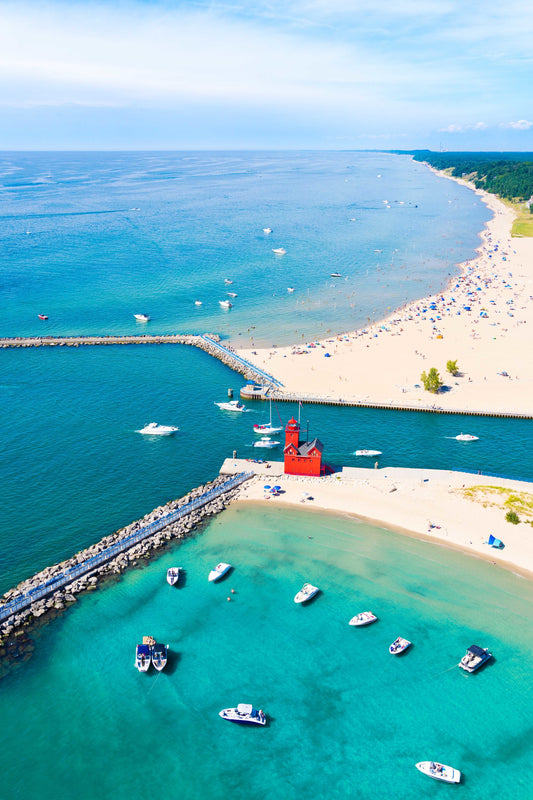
[199,335,284,388]
[0,471,253,624]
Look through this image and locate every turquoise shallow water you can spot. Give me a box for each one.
[1,504,532,800]
[1,151,532,799]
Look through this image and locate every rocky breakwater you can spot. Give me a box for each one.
[0,473,248,669]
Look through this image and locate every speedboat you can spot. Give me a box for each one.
[272,247,286,255]
[219,300,233,308]
[294,583,319,604]
[151,643,168,672]
[330,272,342,278]
[227,292,237,298]
[287,287,295,293]
[415,762,461,784]
[349,611,378,627]
[134,313,151,322]
[167,567,181,585]
[215,400,246,412]
[135,643,151,672]
[219,704,266,726]
[458,645,492,672]
[263,227,272,234]
[224,278,233,284]
[253,436,280,448]
[389,637,411,654]
[137,422,179,435]
[455,433,479,441]
[208,562,232,582]
[355,449,382,457]
[38,314,48,320]
[194,300,202,306]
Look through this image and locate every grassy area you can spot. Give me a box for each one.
[499,198,533,237]
[457,485,533,524]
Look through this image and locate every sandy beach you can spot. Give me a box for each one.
[225,461,533,578]
[236,173,533,416]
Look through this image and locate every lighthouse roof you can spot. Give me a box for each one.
[284,438,323,456]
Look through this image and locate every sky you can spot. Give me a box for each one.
[0,0,532,150]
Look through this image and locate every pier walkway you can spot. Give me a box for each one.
[0,471,252,624]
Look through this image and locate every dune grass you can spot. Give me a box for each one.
[457,485,533,524]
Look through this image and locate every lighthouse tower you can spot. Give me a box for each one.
[283,417,324,477]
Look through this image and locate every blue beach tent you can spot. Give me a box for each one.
[487,534,504,549]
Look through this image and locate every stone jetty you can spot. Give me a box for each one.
[0,332,282,389]
[0,472,251,659]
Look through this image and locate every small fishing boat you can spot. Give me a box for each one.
[224,278,233,284]
[458,645,492,673]
[219,704,266,725]
[349,611,378,627]
[253,436,280,448]
[272,247,286,255]
[219,300,233,308]
[135,643,151,672]
[151,643,168,672]
[194,300,203,306]
[354,449,382,457]
[263,227,272,234]
[294,583,319,604]
[134,313,151,322]
[389,637,411,654]
[455,433,479,441]
[215,400,246,412]
[287,287,295,293]
[227,292,237,298]
[208,562,232,582]
[415,762,461,784]
[166,567,181,585]
[38,314,48,320]
[330,272,342,278]
[137,422,179,435]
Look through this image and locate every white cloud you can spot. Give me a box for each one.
[438,122,487,133]
[500,119,533,130]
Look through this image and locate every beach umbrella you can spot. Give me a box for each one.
[263,485,271,490]
[273,485,281,491]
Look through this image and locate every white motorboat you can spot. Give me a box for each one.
[208,562,232,582]
[389,637,411,654]
[253,399,282,435]
[167,567,181,585]
[263,227,272,234]
[287,287,295,293]
[134,313,151,322]
[224,278,233,284]
[272,247,286,255]
[151,643,168,672]
[415,762,461,784]
[219,704,266,726]
[455,433,479,441]
[253,436,280,449]
[294,583,319,604]
[458,645,492,673]
[349,611,378,627]
[227,292,237,298]
[194,300,202,306]
[219,300,233,308]
[137,422,179,436]
[330,272,342,278]
[215,400,246,412]
[354,449,382,457]
[135,643,151,672]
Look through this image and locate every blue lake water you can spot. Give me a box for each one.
[0,151,531,798]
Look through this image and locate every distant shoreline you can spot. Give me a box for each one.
[236,166,533,416]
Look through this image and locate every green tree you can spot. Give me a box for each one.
[421,367,443,393]
[446,359,459,376]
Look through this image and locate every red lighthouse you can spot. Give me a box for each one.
[283,417,324,477]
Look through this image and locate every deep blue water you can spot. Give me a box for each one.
[0,151,531,799]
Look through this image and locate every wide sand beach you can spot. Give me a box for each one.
[236,171,533,416]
